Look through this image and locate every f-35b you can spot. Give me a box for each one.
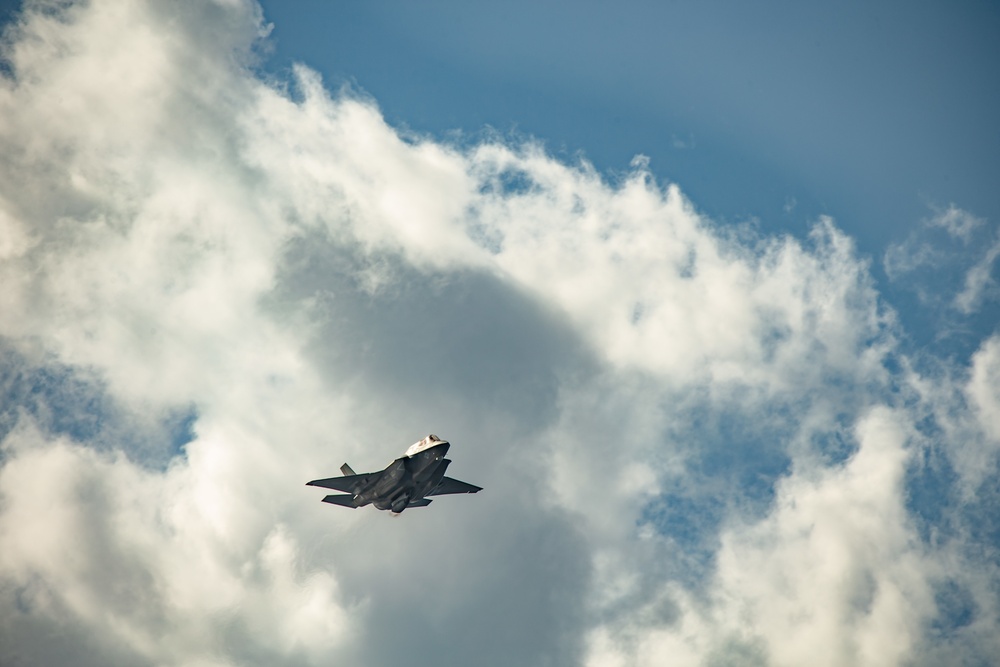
[307,435,482,514]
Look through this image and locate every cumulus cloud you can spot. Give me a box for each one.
[1,1,998,666]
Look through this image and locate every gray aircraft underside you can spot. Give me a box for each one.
[307,435,482,514]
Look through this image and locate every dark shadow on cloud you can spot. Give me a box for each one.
[0,608,151,667]
[266,228,593,444]
[705,636,770,667]
[268,230,596,666]
[70,464,171,631]
[325,492,591,667]
[216,620,319,667]
[0,461,169,667]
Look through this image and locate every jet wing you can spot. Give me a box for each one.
[427,476,482,496]
[306,472,377,493]
[321,494,359,508]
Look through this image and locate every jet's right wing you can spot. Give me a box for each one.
[321,494,359,508]
[427,476,483,496]
[306,472,378,494]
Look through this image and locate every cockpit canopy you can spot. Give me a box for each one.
[404,434,449,457]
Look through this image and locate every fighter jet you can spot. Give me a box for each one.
[306,434,482,514]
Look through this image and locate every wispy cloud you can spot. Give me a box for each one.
[928,204,985,243]
[884,204,1000,316]
[1,2,998,666]
[955,239,1000,315]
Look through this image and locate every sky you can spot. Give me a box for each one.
[0,1,998,666]
[255,0,1000,359]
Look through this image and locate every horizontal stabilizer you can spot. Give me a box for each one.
[321,494,358,508]
[340,463,356,476]
[407,498,433,508]
[427,476,483,496]
[307,472,375,493]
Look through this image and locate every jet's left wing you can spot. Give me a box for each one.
[427,476,482,496]
[306,472,377,494]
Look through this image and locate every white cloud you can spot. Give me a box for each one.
[954,237,1000,315]
[470,145,889,397]
[967,336,1000,444]
[899,334,1000,494]
[709,407,931,667]
[929,204,984,243]
[0,418,355,666]
[0,1,998,666]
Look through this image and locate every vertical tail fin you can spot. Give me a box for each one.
[340,463,356,476]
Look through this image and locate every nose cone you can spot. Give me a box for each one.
[413,441,449,479]
[404,435,451,458]
[419,441,449,463]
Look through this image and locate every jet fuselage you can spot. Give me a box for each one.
[307,434,481,513]
[356,441,451,512]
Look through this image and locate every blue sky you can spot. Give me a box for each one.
[257,1,999,249]
[256,0,1000,355]
[1,2,999,666]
